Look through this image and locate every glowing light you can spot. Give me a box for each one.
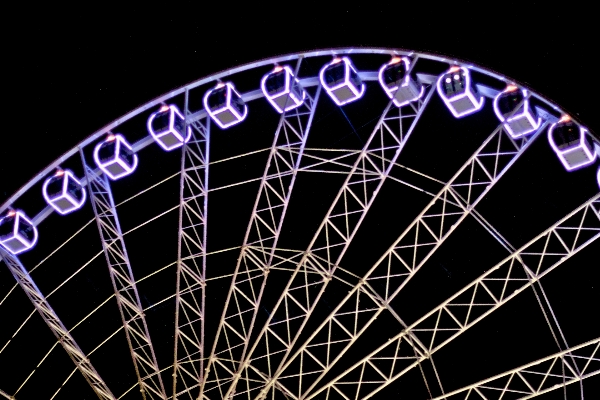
[559,115,571,122]
[273,65,283,72]
[320,56,365,106]
[43,169,87,215]
[261,65,306,114]
[204,82,248,129]
[453,74,460,80]
[493,87,541,138]
[55,169,65,176]
[147,104,192,151]
[93,133,138,180]
[107,134,116,141]
[436,66,484,118]
[597,167,600,189]
[377,56,424,108]
[548,121,596,171]
[0,210,38,255]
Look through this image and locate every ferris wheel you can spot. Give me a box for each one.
[0,48,599,400]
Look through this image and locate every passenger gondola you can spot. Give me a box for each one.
[42,169,87,215]
[320,57,364,106]
[548,117,597,170]
[204,82,247,129]
[378,56,423,107]
[493,86,541,138]
[94,134,139,180]
[437,66,484,118]
[147,104,191,151]
[261,65,306,113]
[0,210,38,255]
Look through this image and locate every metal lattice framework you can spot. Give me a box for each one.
[0,49,598,400]
[83,161,167,400]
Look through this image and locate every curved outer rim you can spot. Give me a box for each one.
[2,47,598,219]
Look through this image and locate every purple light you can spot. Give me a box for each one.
[597,166,600,189]
[378,57,424,107]
[319,57,365,106]
[436,66,484,118]
[0,210,38,255]
[204,82,248,129]
[493,86,541,138]
[261,65,306,113]
[147,104,192,151]
[93,134,139,180]
[42,169,87,215]
[548,118,597,171]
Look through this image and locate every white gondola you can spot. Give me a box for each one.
[378,57,423,107]
[0,210,38,255]
[42,169,86,215]
[261,65,306,113]
[204,82,247,129]
[94,134,139,180]
[320,57,365,106]
[493,86,541,138]
[147,104,191,151]
[437,66,484,118]
[548,117,597,171]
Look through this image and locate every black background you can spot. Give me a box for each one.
[2,1,599,399]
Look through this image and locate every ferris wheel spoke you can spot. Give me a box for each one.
[253,103,548,400]
[172,109,211,399]
[201,64,322,400]
[225,85,436,400]
[83,161,167,400]
[429,337,600,400]
[305,194,600,400]
[0,249,116,400]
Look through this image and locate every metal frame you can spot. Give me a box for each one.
[0,249,116,400]
[252,111,548,400]
[304,193,600,400]
[1,48,598,400]
[172,103,211,399]
[201,59,321,400]
[82,159,167,400]
[219,83,436,400]
[431,337,600,400]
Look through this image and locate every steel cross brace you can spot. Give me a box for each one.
[0,249,116,400]
[431,337,600,400]
[306,193,600,400]
[173,114,211,399]
[225,86,436,400]
[260,119,549,399]
[82,158,167,400]
[201,78,322,400]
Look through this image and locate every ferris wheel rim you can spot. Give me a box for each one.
[1,46,595,219]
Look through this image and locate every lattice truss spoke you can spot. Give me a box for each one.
[432,337,600,400]
[0,250,116,400]
[83,161,167,400]
[305,193,600,400]
[173,115,211,399]
[214,86,437,400]
[200,79,322,400]
[252,108,548,400]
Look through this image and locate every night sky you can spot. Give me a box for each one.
[2,2,599,399]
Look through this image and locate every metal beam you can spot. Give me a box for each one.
[258,114,549,399]
[201,61,322,400]
[172,108,211,399]
[223,82,436,400]
[82,157,167,400]
[305,193,600,400]
[431,337,600,400]
[0,249,115,400]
